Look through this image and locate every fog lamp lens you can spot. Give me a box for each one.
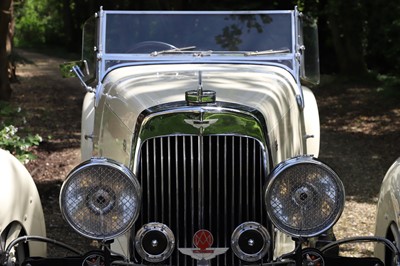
[231,222,270,262]
[264,156,344,237]
[59,158,141,240]
[135,223,175,263]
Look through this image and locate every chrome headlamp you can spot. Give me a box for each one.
[59,158,141,240]
[264,156,344,237]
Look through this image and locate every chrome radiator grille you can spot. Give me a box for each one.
[135,135,269,265]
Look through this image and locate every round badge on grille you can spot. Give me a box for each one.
[135,223,175,263]
[193,229,213,250]
[231,222,270,262]
[178,229,229,261]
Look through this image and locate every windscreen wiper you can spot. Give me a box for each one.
[244,49,290,56]
[150,46,196,56]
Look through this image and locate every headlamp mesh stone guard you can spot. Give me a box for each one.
[60,158,141,240]
[265,156,345,237]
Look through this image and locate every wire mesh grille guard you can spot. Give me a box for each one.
[136,135,270,265]
[265,158,345,237]
[60,159,141,240]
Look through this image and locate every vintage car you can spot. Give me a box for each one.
[0,149,46,263]
[1,7,399,266]
[375,157,400,265]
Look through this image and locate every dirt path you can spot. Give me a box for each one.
[11,49,93,254]
[9,49,400,256]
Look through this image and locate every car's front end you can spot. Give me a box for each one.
[1,7,398,266]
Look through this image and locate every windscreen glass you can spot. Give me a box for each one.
[104,13,293,54]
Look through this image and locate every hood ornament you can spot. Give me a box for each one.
[186,71,216,105]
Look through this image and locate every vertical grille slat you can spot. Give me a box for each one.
[190,136,195,247]
[208,137,213,237]
[137,135,268,265]
[153,139,158,220]
[215,137,220,247]
[174,136,180,261]
[223,136,228,256]
[161,138,165,222]
[183,137,188,251]
[252,138,257,218]
[230,137,235,240]
[245,138,250,221]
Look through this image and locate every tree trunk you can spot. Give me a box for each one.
[0,0,12,101]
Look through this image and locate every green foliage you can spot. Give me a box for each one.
[0,125,42,164]
[376,75,400,100]
[0,101,42,164]
[10,0,400,81]
[14,0,63,47]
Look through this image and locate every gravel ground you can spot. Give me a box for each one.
[316,82,400,256]
[9,49,400,258]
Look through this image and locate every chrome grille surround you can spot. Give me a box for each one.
[130,103,271,265]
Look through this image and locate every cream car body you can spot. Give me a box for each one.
[375,157,400,264]
[90,64,318,166]
[89,62,320,259]
[0,149,46,258]
[56,8,355,266]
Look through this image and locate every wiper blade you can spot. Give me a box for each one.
[151,46,196,56]
[244,49,290,56]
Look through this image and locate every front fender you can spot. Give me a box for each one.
[0,149,46,256]
[81,92,95,161]
[302,86,320,157]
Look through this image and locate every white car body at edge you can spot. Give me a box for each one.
[375,157,400,263]
[0,149,46,257]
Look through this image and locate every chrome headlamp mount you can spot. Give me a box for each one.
[264,156,345,238]
[59,158,142,240]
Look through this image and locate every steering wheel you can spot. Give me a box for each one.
[128,41,177,53]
